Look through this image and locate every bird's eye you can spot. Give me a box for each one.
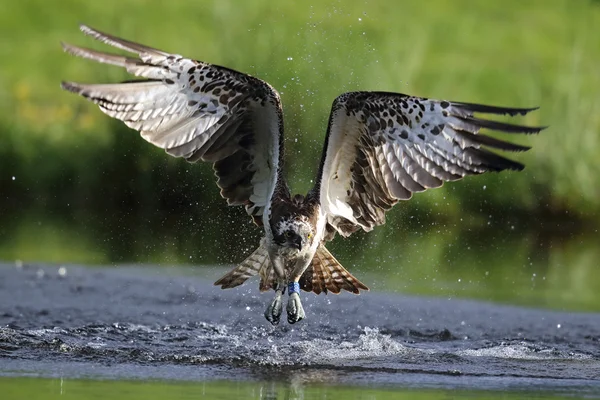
[307,233,312,239]
[284,231,292,238]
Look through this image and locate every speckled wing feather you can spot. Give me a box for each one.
[316,91,544,237]
[61,25,284,224]
[300,245,369,295]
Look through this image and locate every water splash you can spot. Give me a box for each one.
[1,264,599,392]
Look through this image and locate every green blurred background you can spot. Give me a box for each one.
[0,0,599,310]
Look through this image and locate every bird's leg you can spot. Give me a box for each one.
[286,256,312,324]
[264,283,284,325]
[264,257,286,325]
[286,280,305,324]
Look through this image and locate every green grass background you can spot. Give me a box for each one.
[2,0,599,216]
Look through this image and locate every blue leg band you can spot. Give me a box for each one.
[288,282,300,295]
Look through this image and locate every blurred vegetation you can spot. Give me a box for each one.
[0,0,599,310]
[2,0,599,216]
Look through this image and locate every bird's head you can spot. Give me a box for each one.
[274,217,315,254]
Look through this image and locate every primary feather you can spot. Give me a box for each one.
[61,25,285,224]
[316,92,544,237]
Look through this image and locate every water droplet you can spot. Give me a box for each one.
[287,57,293,61]
[12,176,16,181]
[557,324,561,329]
[58,266,67,277]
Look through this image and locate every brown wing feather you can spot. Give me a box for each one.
[315,91,544,237]
[61,25,285,225]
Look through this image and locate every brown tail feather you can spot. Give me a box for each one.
[300,245,369,295]
[214,240,270,289]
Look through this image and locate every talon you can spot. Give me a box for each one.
[287,292,305,324]
[265,293,283,325]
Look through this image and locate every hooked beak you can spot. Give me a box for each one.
[293,236,303,250]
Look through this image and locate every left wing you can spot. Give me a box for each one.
[61,25,285,225]
[315,91,544,238]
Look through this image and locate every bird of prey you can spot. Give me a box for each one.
[61,25,543,325]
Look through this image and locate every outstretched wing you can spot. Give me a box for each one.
[61,25,284,224]
[316,91,543,237]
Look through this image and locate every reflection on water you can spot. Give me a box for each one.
[1,377,575,400]
[0,206,598,312]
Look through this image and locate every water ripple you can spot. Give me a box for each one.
[1,263,599,392]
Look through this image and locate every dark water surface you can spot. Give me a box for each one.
[1,262,599,399]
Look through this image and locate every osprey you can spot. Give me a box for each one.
[61,25,543,325]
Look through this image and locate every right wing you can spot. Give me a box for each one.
[315,91,543,237]
[61,25,285,224]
